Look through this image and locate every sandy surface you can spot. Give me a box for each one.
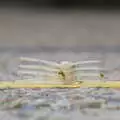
[0,7,120,48]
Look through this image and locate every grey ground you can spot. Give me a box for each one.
[0,7,120,48]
